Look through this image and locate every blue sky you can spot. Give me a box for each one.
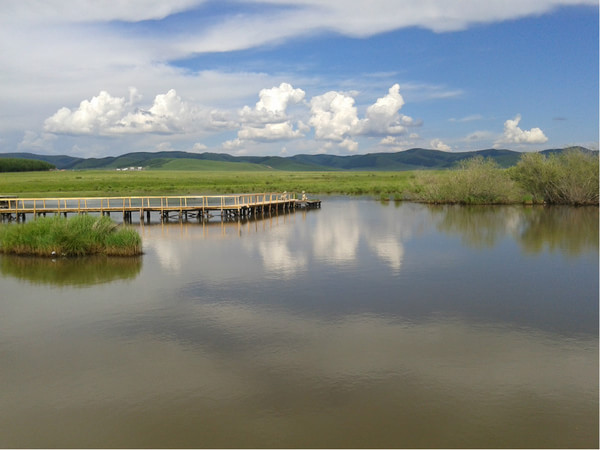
[0,1,597,158]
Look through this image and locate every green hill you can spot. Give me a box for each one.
[1,147,594,171]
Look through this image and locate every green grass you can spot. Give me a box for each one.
[156,158,271,171]
[0,150,596,205]
[0,215,142,257]
[0,169,419,198]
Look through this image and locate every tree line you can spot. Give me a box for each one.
[0,158,55,172]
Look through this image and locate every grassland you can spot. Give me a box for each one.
[0,149,596,205]
[0,169,420,198]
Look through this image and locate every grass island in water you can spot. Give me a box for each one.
[0,215,142,257]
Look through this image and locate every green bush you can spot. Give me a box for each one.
[0,215,142,256]
[510,149,599,205]
[417,156,520,204]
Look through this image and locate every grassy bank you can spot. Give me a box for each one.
[0,215,142,257]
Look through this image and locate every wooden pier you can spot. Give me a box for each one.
[0,193,321,223]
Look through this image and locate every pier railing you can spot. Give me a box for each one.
[0,193,293,212]
[0,192,319,222]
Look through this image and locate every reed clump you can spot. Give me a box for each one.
[413,149,599,205]
[509,149,599,205]
[0,215,142,257]
[415,156,521,204]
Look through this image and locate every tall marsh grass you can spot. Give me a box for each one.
[509,149,599,205]
[415,156,521,204]
[0,215,142,256]
[414,149,599,205]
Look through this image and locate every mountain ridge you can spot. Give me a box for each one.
[0,147,593,171]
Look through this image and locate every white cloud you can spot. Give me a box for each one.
[17,131,56,152]
[191,143,208,152]
[1,0,205,24]
[465,130,495,142]
[308,84,419,153]
[171,0,598,54]
[494,114,548,146]
[44,91,127,135]
[339,138,359,153]
[43,89,232,136]
[238,122,303,141]
[222,138,243,150]
[449,114,483,123]
[309,90,360,141]
[235,82,306,142]
[430,138,452,152]
[255,82,305,114]
[361,84,416,136]
[117,89,197,134]
[240,83,305,125]
[378,135,421,152]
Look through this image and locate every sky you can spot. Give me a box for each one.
[0,0,598,158]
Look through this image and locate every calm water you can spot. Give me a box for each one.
[0,199,598,448]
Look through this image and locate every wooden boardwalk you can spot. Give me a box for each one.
[0,193,321,223]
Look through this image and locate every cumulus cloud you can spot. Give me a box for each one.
[361,84,418,135]
[308,84,419,152]
[494,114,548,146]
[255,82,305,114]
[430,138,451,152]
[17,131,56,152]
[378,134,422,152]
[238,122,303,141]
[44,91,127,135]
[235,82,306,142]
[191,143,208,152]
[309,91,360,141]
[44,88,229,136]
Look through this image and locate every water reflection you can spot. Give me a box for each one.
[519,206,599,255]
[0,199,597,448]
[433,204,599,254]
[1,296,596,448]
[433,205,522,248]
[0,254,142,286]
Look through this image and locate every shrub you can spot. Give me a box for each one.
[417,156,520,204]
[510,149,599,205]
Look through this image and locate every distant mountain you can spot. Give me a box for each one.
[0,152,84,169]
[1,147,594,171]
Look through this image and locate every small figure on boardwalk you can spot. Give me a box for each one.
[281,191,288,200]
[301,191,307,201]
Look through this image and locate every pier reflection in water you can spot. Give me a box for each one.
[0,199,597,448]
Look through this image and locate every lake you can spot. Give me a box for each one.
[0,198,598,448]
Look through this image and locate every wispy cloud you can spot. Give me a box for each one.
[449,114,484,123]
